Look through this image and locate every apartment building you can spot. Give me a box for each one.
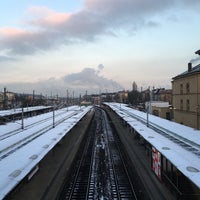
[172,59,200,129]
[0,91,15,109]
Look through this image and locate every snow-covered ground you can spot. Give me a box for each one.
[0,105,92,199]
[105,103,200,189]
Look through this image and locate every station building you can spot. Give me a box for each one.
[172,59,200,129]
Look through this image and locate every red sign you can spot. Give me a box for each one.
[152,147,161,180]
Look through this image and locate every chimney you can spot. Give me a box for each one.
[188,62,192,72]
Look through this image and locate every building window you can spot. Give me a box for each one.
[186,83,190,93]
[180,84,183,94]
[186,99,190,111]
[180,99,183,110]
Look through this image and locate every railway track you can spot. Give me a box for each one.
[0,107,82,160]
[112,104,200,158]
[59,107,139,200]
[0,107,76,140]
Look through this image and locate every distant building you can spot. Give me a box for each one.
[0,88,15,109]
[132,81,138,91]
[141,87,172,104]
[147,101,171,120]
[141,88,150,103]
[118,91,128,103]
[152,88,172,104]
[0,92,3,109]
[172,59,200,129]
[80,100,91,106]
[142,88,172,120]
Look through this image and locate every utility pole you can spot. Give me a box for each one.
[146,86,151,127]
[22,107,24,129]
[3,87,7,110]
[85,90,87,102]
[53,106,55,128]
[79,94,81,109]
[147,103,149,127]
[33,90,35,106]
[67,89,69,111]
[73,91,74,105]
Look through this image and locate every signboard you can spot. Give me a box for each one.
[152,147,161,180]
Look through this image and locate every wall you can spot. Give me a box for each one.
[172,73,200,129]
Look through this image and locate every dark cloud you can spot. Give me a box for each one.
[0,0,199,56]
[4,67,123,95]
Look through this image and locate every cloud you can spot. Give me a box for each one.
[62,67,122,91]
[0,0,199,56]
[98,64,104,70]
[26,6,72,28]
[0,49,18,62]
[0,55,17,62]
[190,56,200,64]
[4,67,123,95]
[97,64,104,74]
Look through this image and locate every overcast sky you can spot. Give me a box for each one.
[0,0,200,95]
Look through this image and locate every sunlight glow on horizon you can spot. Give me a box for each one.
[0,0,200,93]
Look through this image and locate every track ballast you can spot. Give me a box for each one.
[58,107,142,200]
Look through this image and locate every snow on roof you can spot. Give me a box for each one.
[150,101,170,108]
[0,105,92,199]
[0,106,52,117]
[105,102,200,189]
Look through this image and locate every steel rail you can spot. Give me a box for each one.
[0,110,81,160]
[115,105,200,157]
[59,107,140,199]
[0,109,70,140]
[61,113,95,200]
[103,109,138,199]
[102,110,120,199]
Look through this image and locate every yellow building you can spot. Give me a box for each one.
[172,61,200,129]
[151,101,171,120]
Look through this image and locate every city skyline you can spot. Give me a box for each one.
[0,0,200,95]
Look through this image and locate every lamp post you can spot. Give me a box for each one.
[146,87,151,127]
[53,106,55,128]
[147,103,149,127]
[21,107,24,129]
[169,106,176,121]
[66,89,69,112]
[120,92,122,110]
